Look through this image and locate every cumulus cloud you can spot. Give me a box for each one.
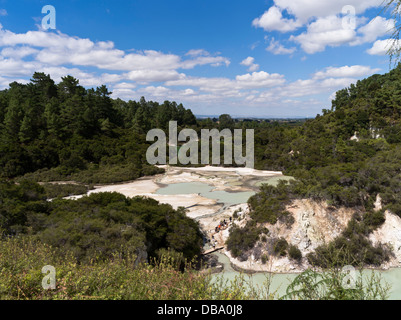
[0,25,230,73]
[252,6,301,32]
[1,46,39,59]
[266,37,296,55]
[290,15,358,54]
[351,17,395,46]
[313,65,381,79]
[240,57,259,72]
[165,71,285,93]
[185,49,210,57]
[235,71,285,88]
[125,70,184,83]
[273,0,382,23]
[253,1,390,54]
[367,38,399,56]
[0,23,235,93]
[113,82,136,89]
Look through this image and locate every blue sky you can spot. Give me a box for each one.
[0,0,397,117]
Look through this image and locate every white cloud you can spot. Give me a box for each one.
[290,15,357,54]
[252,6,302,33]
[273,0,382,23]
[166,71,285,93]
[313,65,381,79]
[182,88,196,96]
[253,1,390,54]
[0,57,41,77]
[235,71,285,88]
[185,49,210,56]
[240,57,259,72]
[0,25,230,73]
[113,82,136,89]
[367,38,399,55]
[180,55,230,69]
[351,17,395,46]
[140,86,170,97]
[1,46,39,59]
[125,69,184,83]
[0,9,7,16]
[266,38,296,55]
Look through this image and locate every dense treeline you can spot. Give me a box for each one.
[0,73,197,182]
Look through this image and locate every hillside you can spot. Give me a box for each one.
[227,64,401,270]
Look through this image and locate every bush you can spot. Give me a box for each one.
[248,183,292,225]
[226,223,262,259]
[288,245,302,262]
[307,234,391,268]
[0,181,203,264]
[261,254,268,264]
[273,238,288,257]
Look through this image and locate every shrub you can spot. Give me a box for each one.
[288,245,302,262]
[261,254,268,264]
[226,223,262,258]
[307,234,391,268]
[273,238,288,257]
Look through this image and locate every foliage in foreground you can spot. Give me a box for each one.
[282,268,390,300]
[0,237,391,300]
[0,237,270,300]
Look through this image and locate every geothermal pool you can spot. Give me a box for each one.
[63,166,401,300]
[156,182,255,206]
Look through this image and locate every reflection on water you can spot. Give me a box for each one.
[156,182,255,205]
[254,176,295,187]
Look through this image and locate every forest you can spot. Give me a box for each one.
[2,64,401,298]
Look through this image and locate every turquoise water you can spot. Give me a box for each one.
[157,181,401,300]
[254,176,295,187]
[156,182,214,195]
[212,252,401,300]
[156,182,255,206]
[378,268,401,300]
[211,252,297,298]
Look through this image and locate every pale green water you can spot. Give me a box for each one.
[156,182,214,195]
[157,181,401,300]
[254,176,295,187]
[211,252,297,298]
[156,182,255,205]
[212,252,401,300]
